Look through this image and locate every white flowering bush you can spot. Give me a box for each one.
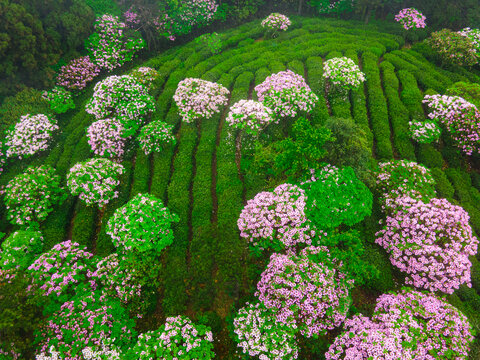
[323,57,366,91]
[4,166,66,226]
[87,118,128,159]
[106,193,179,253]
[409,119,441,143]
[5,114,59,159]
[459,28,480,55]
[261,13,291,36]
[67,158,124,207]
[129,316,214,359]
[173,78,229,123]
[85,75,155,137]
[255,70,318,118]
[226,100,275,135]
[129,66,160,90]
[233,302,299,359]
[137,120,176,155]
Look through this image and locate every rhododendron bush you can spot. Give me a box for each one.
[458,27,480,55]
[423,94,480,155]
[4,165,66,227]
[226,99,275,135]
[409,119,441,144]
[42,87,75,114]
[0,230,43,271]
[106,193,179,253]
[173,78,229,123]
[427,29,479,67]
[5,114,59,159]
[87,14,145,71]
[56,56,101,91]
[36,340,124,360]
[129,315,214,359]
[255,70,318,118]
[67,158,124,207]
[323,57,366,91]
[86,75,155,137]
[261,13,291,38]
[129,67,159,90]
[394,8,426,30]
[87,118,127,159]
[238,183,319,254]
[36,291,135,360]
[233,302,299,360]
[256,248,353,338]
[300,165,373,230]
[376,197,478,293]
[137,120,176,155]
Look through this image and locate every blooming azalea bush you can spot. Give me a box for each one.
[394,8,426,30]
[67,158,124,207]
[376,197,478,293]
[255,70,318,118]
[87,118,127,159]
[300,165,373,230]
[87,14,145,71]
[0,230,43,271]
[376,160,436,211]
[129,315,214,359]
[4,165,66,227]
[86,75,155,137]
[137,120,176,155]
[409,119,441,143]
[56,56,101,91]
[37,291,135,360]
[261,13,291,37]
[323,57,366,91]
[233,302,299,359]
[42,87,75,114]
[5,114,59,159]
[36,340,123,360]
[226,100,275,135]
[106,193,179,253]
[423,94,480,155]
[129,67,160,90]
[459,27,480,55]
[238,183,320,254]
[173,78,229,123]
[427,29,479,67]
[256,248,353,338]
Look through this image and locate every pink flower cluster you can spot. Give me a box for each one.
[238,183,321,253]
[226,99,275,135]
[423,94,480,155]
[5,114,59,159]
[0,141,5,174]
[261,13,291,31]
[395,8,426,30]
[376,197,478,293]
[130,66,160,90]
[137,120,176,155]
[123,9,140,28]
[87,118,127,159]
[458,27,480,54]
[255,70,318,118]
[323,57,366,90]
[256,248,353,338]
[409,119,441,144]
[173,78,229,123]
[56,56,101,91]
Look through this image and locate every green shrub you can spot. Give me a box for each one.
[430,168,454,200]
[416,143,444,168]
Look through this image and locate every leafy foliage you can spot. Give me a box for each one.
[0,230,43,271]
[427,29,479,66]
[42,87,75,114]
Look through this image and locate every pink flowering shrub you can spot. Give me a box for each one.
[85,75,155,137]
[129,315,214,359]
[323,57,366,90]
[36,340,123,360]
[256,248,353,338]
[86,14,145,71]
[423,94,480,155]
[255,70,318,118]
[87,118,127,159]
[137,120,176,155]
[67,158,124,207]
[36,291,135,360]
[173,78,229,123]
[27,240,97,304]
[459,28,480,55]
[226,100,275,135]
[106,193,179,253]
[129,66,160,90]
[376,160,436,212]
[4,166,67,227]
[427,29,479,67]
[376,197,478,293]
[5,114,59,159]
[394,8,426,30]
[233,302,299,359]
[42,87,75,114]
[124,9,140,28]
[409,119,441,144]
[56,57,101,91]
[237,183,320,254]
[0,230,43,271]
[261,13,291,35]
[0,141,6,174]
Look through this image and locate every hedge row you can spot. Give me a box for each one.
[305,56,330,126]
